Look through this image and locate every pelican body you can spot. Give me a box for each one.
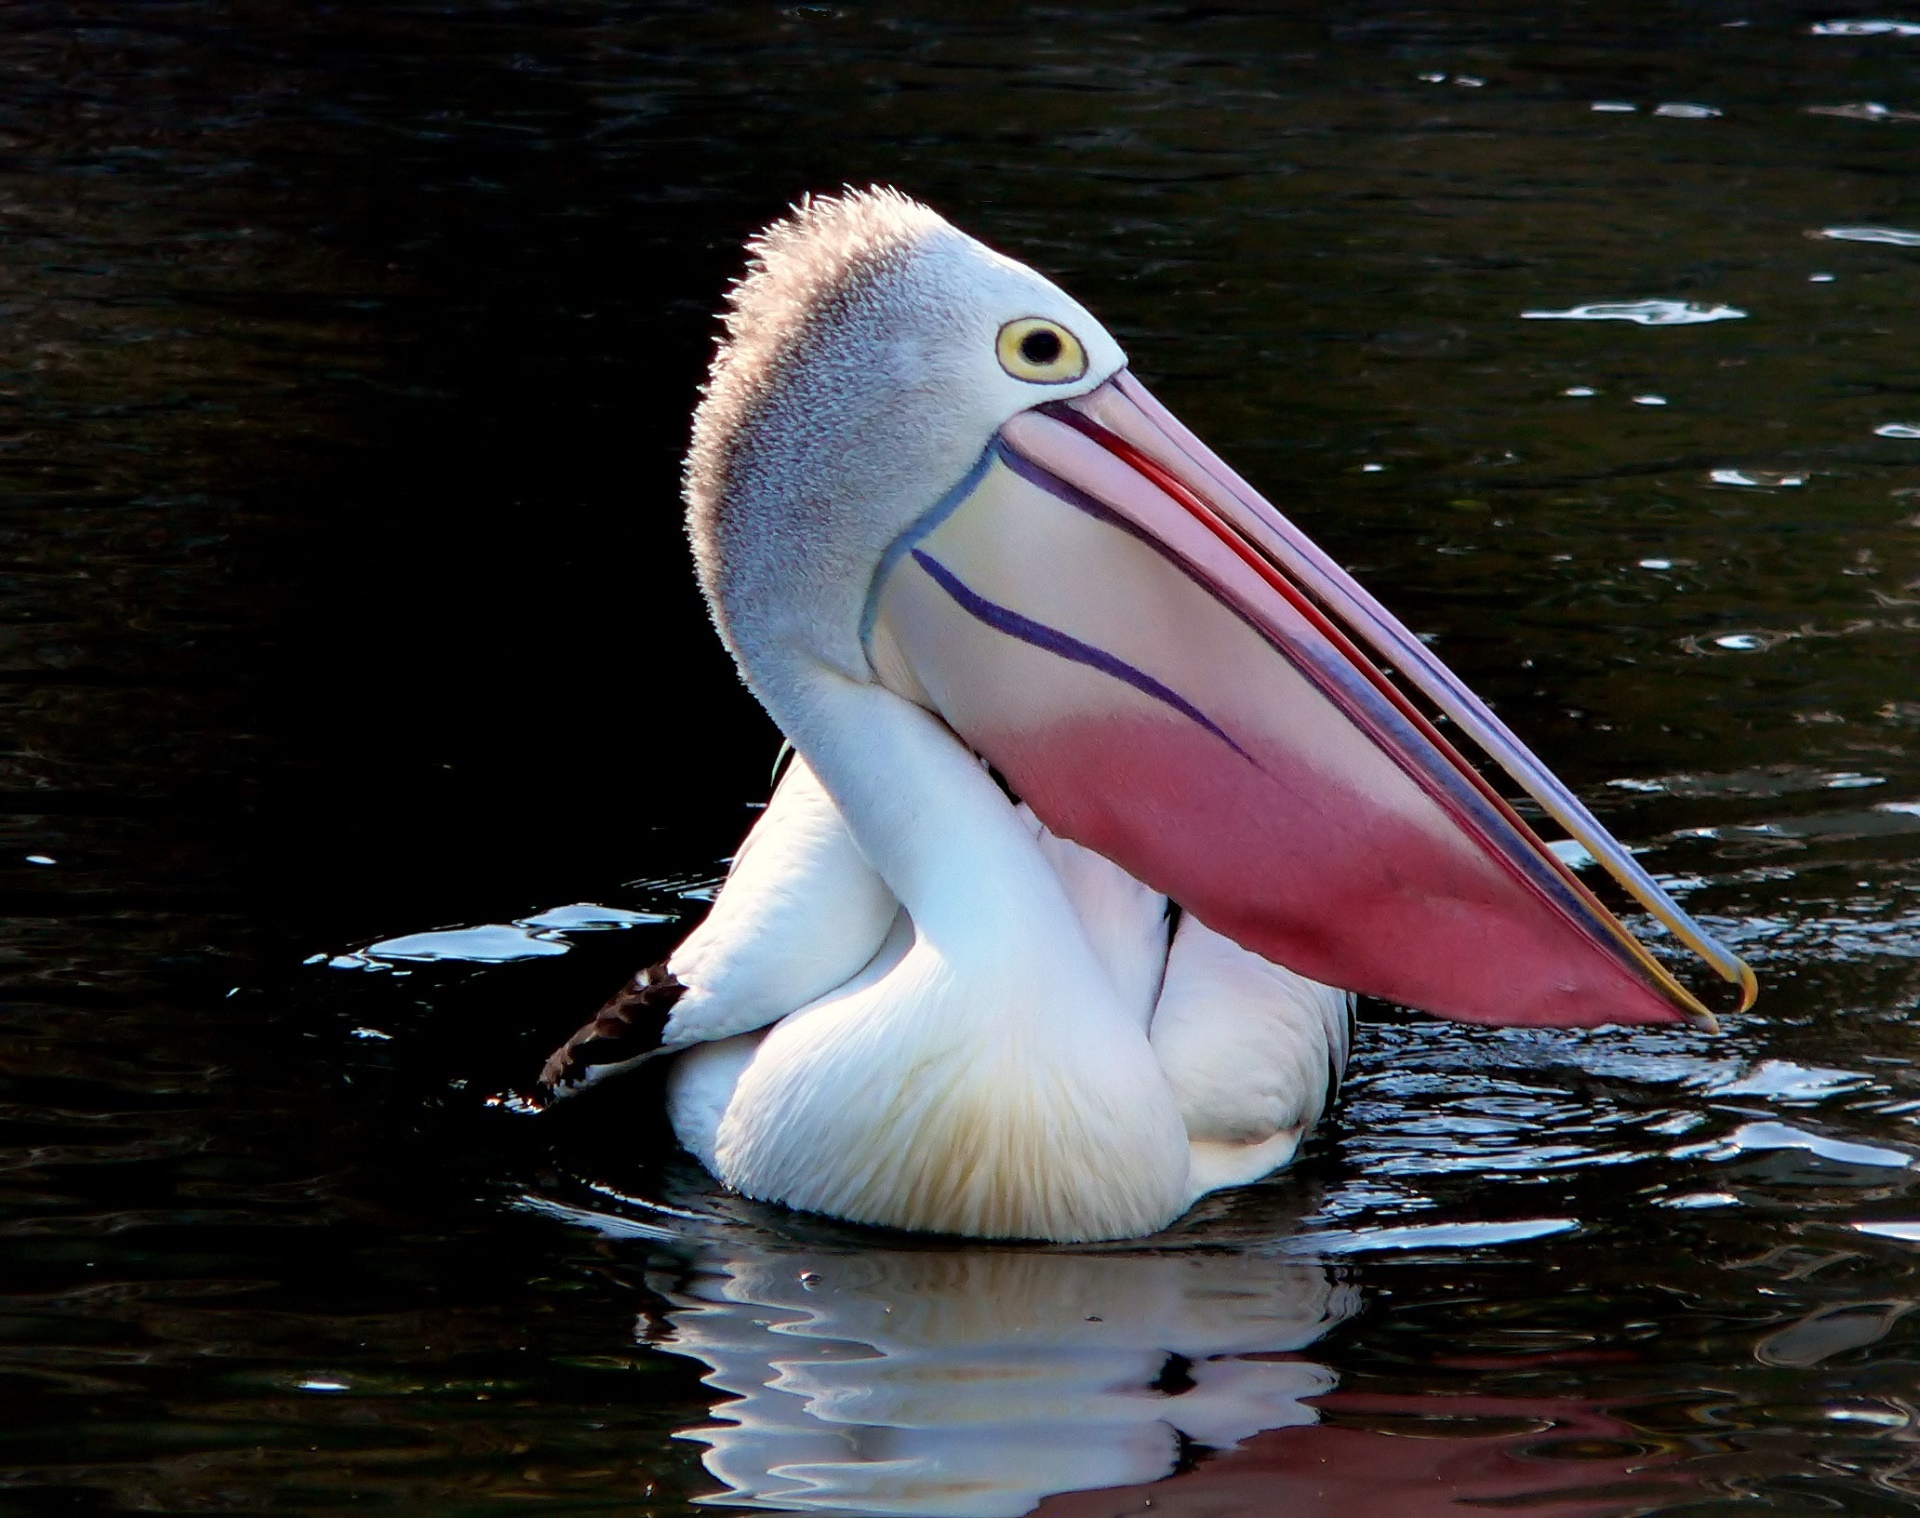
[543,189,1753,1243]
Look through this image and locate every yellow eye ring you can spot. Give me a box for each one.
[996,318,1087,385]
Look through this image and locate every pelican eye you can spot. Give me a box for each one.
[997,318,1087,384]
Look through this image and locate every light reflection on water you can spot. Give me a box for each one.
[1519,300,1747,326]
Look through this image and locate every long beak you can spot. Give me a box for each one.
[863,371,1755,1029]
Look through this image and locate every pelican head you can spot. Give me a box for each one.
[687,187,1124,689]
[682,186,1752,1038]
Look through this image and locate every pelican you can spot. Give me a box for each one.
[540,187,1755,1243]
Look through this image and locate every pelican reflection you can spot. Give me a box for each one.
[636,1215,1357,1515]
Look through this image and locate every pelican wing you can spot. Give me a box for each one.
[666,755,900,1045]
[1152,912,1353,1199]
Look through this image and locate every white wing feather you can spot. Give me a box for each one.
[1149,912,1353,1198]
[664,755,898,1046]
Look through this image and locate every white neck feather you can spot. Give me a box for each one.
[712,658,1191,1241]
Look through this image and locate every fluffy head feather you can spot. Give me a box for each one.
[681,187,1123,708]
[693,187,947,447]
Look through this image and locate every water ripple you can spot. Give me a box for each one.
[1284,1218,1577,1255]
[1710,467,1807,487]
[1810,19,1920,36]
[316,902,668,969]
[1521,299,1746,325]
[1610,766,1886,799]
[1854,1220,1920,1241]
[1818,225,1920,246]
[1703,1060,1870,1103]
[1807,102,1920,120]
[1687,1120,1914,1172]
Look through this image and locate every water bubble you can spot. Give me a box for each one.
[1818,225,1920,245]
[1715,633,1766,650]
[1361,462,1384,472]
[349,1026,393,1041]
[1639,557,1674,569]
[1454,74,1485,87]
[23,854,53,866]
[1876,423,1920,438]
[1522,299,1746,325]
[1634,394,1669,406]
[1655,102,1722,118]
[1563,385,1597,396]
[1592,101,1637,112]
[1810,272,1837,281]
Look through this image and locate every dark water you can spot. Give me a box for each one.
[10,2,1920,1511]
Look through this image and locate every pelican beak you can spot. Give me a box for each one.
[863,371,1754,1029]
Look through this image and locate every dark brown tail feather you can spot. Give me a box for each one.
[538,961,687,1098]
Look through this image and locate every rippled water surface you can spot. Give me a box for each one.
[11,3,1920,1512]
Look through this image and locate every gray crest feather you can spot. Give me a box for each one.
[682,187,981,686]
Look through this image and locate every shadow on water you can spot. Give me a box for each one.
[12,1,1920,1513]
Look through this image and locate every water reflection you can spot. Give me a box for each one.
[1519,300,1746,325]
[634,1211,1355,1515]
[1818,226,1920,245]
[1810,20,1920,36]
[531,1190,1704,1515]
[1757,1299,1915,1366]
[658,1249,1349,1513]
[316,901,669,969]
[1035,1393,1694,1518]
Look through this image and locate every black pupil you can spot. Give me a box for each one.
[1020,328,1063,366]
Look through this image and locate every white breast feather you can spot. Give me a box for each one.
[712,933,1193,1242]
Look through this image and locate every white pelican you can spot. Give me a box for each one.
[540,187,1755,1243]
